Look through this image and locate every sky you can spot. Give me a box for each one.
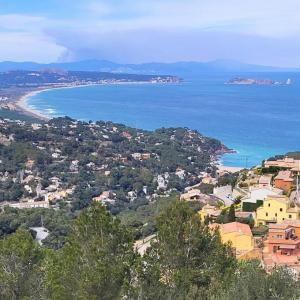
[0,0,300,66]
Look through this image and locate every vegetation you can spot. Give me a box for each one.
[286,151,300,160]
[216,261,300,300]
[0,70,179,89]
[217,172,239,187]
[0,108,40,122]
[242,200,263,212]
[0,201,299,300]
[0,206,74,249]
[0,117,226,242]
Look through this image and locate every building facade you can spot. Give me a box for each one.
[256,195,300,226]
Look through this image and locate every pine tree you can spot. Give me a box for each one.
[0,229,45,299]
[45,202,135,300]
[133,200,236,299]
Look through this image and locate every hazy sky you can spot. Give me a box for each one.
[0,0,300,66]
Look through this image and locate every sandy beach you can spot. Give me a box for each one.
[13,81,168,121]
[15,89,53,121]
[217,164,244,173]
[14,83,105,121]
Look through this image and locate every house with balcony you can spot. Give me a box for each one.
[180,189,203,201]
[264,157,300,169]
[263,220,300,274]
[266,222,300,256]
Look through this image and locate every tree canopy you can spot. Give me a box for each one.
[0,201,299,299]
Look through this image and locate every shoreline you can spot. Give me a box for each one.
[15,84,245,170]
[13,81,180,121]
[15,89,52,121]
[15,83,116,121]
[213,154,245,173]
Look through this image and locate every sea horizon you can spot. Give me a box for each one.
[25,72,300,168]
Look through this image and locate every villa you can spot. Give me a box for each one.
[1,199,50,209]
[209,222,254,257]
[274,170,294,192]
[264,157,300,169]
[255,195,300,226]
[263,220,300,274]
[266,221,300,255]
[241,187,282,212]
[258,175,272,188]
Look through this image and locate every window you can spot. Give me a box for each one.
[266,212,268,217]
[275,213,277,217]
[289,215,292,219]
[278,235,283,239]
[280,208,283,212]
[268,203,271,207]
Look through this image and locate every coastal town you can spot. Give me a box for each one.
[133,154,300,275]
[182,155,300,275]
[2,0,300,298]
[0,114,299,276]
[0,115,229,243]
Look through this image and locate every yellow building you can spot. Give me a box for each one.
[255,195,300,226]
[199,204,221,222]
[209,222,254,255]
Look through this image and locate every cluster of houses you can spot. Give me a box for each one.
[1,117,217,211]
[0,159,75,209]
[195,156,300,274]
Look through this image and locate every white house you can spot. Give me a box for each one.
[241,187,283,211]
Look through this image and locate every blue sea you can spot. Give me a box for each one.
[27,73,300,167]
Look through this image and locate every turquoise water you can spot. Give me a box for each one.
[27,73,300,167]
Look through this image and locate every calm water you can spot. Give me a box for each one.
[27,73,300,167]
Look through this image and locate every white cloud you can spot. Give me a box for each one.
[81,0,300,37]
[1,1,300,64]
[0,14,66,62]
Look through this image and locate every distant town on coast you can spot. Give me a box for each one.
[1,0,300,299]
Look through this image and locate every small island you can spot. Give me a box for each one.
[225,77,293,85]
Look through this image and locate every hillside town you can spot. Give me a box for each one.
[0,119,299,299]
[0,116,225,231]
[1,116,300,276]
[192,155,300,274]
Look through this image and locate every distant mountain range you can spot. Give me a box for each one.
[0,59,298,75]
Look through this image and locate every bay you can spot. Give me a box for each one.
[27,72,300,167]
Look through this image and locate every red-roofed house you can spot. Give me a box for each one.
[209,222,254,256]
[274,170,294,192]
[263,220,300,274]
